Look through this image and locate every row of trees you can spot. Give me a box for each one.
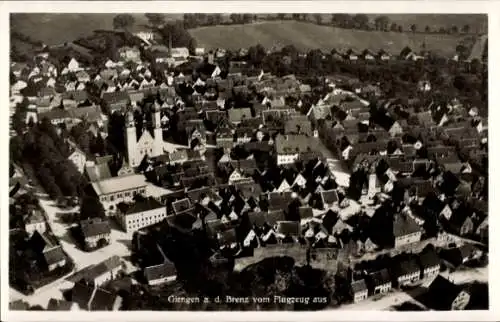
[111,13,481,36]
[10,119,87,200]
[177,13,479,35]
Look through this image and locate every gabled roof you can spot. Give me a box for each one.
[43,246,66,266]
[248,211,267,227]
[228,107,252,123]
[47,298,76,311]
[144,260,176,283]
[91,174,147,196]
[394,256,420,276]
[80,218,111,238]
[172,198,192,214]
[266,210,286,226]
[427,275,468,309]
[418,249,441,269]
[276,221,300,236]
[393,214,421,238]
[321,189,339,205]
[118,197,164,215]
[351,279,368,293]
[369,268,391,286]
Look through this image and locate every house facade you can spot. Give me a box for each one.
[117,197,167,233]
[91,174,148,215]
[80,218,111,250]
[351,279,369,303]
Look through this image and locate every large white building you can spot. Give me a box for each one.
[91,174,148,215]
[117,196,167,232]
[125,105,164,167]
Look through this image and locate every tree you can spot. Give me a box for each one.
[306,49,323,70]
[313,14,322,25]
[331,14,352,28]
[410,24,417,33]
[80,196,106,220]
[230,13,242,24]
[248,44,267,66]
[242,14,253,24]
[159,22,197,51]
[462,24,470,34]
[390,23,398,32]
[353,14,369,29]
[113,14,136,31]
[451,25,459,34]
[398,25,403,33]
[374,15,390,31]
[145,13,165,27]
[425,25,431,33]
[277,13,286,20]
[281,44,299,58]
[292,13,301,21]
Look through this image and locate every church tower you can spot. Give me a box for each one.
[125,110,138,167]
[152,103,163,157]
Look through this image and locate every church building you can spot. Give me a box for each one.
[125,105,164,167]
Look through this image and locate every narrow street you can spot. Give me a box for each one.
[10,185,137,308]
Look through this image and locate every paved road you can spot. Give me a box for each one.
[10,180,137,308]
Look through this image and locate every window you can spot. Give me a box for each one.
[125,192,130,197]
[110,195,114,202]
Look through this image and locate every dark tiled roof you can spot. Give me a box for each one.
[351,279,368,293]
[43,246,66,266]
[427,275,467,309]
[86,163,112,182]
[218,228,238,244]
[393,214,421,238]
[276,221,300,236]
[63,90,89,102]
[395,257,420,276]
[172,198,192,214]
[80,218,111,238]
[266,210,286,226]
[102,91,130,104]
[82,256,122,282]
[299,206,313,219]
[418,249,441,269]
[9,300,30,310]
[228,107,252,123]
[72,282,94,310]
[275,134,313,154]
[144,261,176,283]
[118,197,164,215]
[47,299,75,311]
[321,189,339,205]
[369,268,391,286]
[90,287,120,311]
[248,211,267,227]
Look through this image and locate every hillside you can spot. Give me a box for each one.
[190,21,468,56]
[10,14,484,56]
[10,13,180,45]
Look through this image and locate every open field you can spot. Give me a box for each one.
[190,21,469,55]
[11,14,484,56]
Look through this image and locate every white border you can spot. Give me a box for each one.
[1,1,498,321]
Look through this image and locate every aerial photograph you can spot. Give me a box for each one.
[8,12,488,311]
